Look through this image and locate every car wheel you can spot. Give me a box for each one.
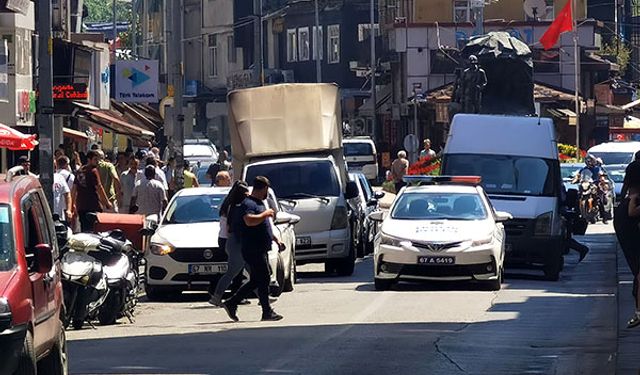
[145,285,181,302]
[334,246,356,277]
[356,230,366,258]
[15,330,36,375]
[38,323,68,375]
[98,290,122,326]
[270,255,286,297]
[283,253,295,293]
[374,277,394,291]
[486,267,503,291]
[543,254,563,281]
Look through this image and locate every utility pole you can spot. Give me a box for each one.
[253,0,264,86]
[169,0,185,189]
[112,0,117,62]
[370,0,377,141]
[314,0,321,82]
[572,0,580,157]
[37,0,55,207]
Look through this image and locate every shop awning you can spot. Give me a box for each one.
[63,127,89,141]
[547,108,577,125]
[85,110,155,138]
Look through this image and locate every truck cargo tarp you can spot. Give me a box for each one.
[461,31,535,115]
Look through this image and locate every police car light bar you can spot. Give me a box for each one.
[402,175,482,185]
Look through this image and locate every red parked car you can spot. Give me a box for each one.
[0,176,67,374]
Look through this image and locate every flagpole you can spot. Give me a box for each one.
[573,0,581,160]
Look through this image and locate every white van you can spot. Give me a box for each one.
[587,141,640,165]
[343,137,378,181]
[441,114,565,280]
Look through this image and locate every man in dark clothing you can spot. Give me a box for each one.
[71,150,112,232]
[223,176,283,322]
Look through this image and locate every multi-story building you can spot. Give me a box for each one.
[377,0,617,158]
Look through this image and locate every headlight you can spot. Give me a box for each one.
[534,211,553,236]
[471,237,493,247]
[0,297,10,314]
[331,206,349,230]
[150,243,175,256]
[380,233,406,247]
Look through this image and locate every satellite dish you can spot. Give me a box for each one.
[524,0,548,20]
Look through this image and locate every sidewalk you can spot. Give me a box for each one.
[617,239,640,374]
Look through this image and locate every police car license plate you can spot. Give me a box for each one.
[188,263,228,275]
[417,256,455,265]
[296,237,311,246]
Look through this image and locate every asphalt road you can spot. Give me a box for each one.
[67,224,618,375]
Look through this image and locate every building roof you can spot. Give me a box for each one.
[424,81,576,103]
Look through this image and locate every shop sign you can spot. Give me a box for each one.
[53,84,89,100]
[115,60,159,103]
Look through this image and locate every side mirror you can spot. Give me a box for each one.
[33,244,53,274]
[146,214,159,229]
[368,211,385,222]
[367,199,379,207]
[274,212,292,225]
[495,211,513,223]
[374,191,385,200]
[345,181,359,200]
[289,214,301,225]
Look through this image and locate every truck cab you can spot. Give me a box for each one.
[441,114,565,280]
[0,176,67,374]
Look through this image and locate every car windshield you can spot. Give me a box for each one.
[0,205,14,271]
[184,144,215,158]
[163,194,225,224]
[444,154,558,197]
[197,167,211,184]
[246,160,340,198]
[344,142,373,156]
[392,193,487,220]
[561,165,580,181]
[607,168,626,183]
[590,152,633,165]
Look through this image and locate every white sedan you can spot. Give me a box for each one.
[145,187,299,300]
[370,177,511,291]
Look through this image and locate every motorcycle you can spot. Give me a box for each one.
[578,180,600,225]
[59,227,141,329]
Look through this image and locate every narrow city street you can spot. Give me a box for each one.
[67,224,620,375]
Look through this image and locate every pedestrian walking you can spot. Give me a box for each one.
[146,156,169,191]
[222,176,284,322]
[53,170,72,224]
[183,161,200,188]
[116,152,129,177]
[214,171,232,187]
[56,156,75,191]
[5,155,37,182]
[71,150,112,232]
[96,150,122,213]
[119,157,139,214]
[419,139,437,160]
[614,160,640,328]
[391,150,410,194]
[209,181,250,306]
[129,165,168,217]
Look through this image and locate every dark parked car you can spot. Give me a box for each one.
[348,172,385,257]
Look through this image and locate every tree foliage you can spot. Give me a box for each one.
[84,0,132,23]
[600,37,631,75]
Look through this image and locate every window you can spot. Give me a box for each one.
[313,26,323,61]
[163,194,224,224]
[287,29,298,62]
[327,24,340,64]
[227,35,236,64]
[298,27,310,61]
[357,24,380,42]
[453,0,471,23]
[0,205,14,272]
[208,34,218,77]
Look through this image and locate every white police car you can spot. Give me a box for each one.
[369,176,512,291]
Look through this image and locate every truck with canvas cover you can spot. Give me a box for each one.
[228,84,359,276]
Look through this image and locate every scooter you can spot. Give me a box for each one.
[578,180,600,225]
[60,230,139,329]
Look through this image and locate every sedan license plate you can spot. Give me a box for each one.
[417,256,455,265]
[188,263,228,275]
[296,236,311,246]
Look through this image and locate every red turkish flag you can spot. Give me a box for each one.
[539,0,573,50]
